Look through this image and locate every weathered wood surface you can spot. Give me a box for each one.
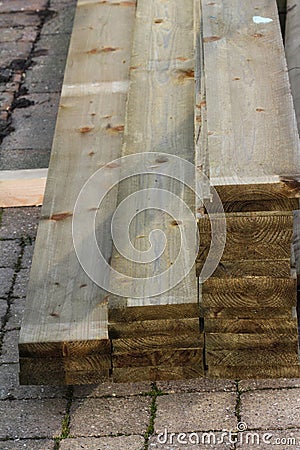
[108,0,198,313]
[113,334,203,353]
[109,318,200,338]
[202,307,295,319]
[206,332,298,350]
[113,365,204,382]
[208,365,300,379]
[197,259,292,278]
[113,348,204,368]
[207,349,299,366]
[19,0,136,384]
[0,169,47,207]
[205,318,298,334]
[202,0,300,201]
[286,0,300,130]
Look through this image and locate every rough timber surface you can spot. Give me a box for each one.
[202,0,300,201]
[19,0,136,384]
[108,0,198,313]
[286,0,300,129]
[0,169,47,207]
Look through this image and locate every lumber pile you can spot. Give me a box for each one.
[18,0,300,385]
[197,0,300,378]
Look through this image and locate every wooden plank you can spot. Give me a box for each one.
[202,307,294,319]
[208,364,300,379]
[113,365,204,382]
[286,0,300,129]
[19,0,136,384]
[113,348,204,368]
[109,318,200,338]
[109,303,199,322]
[206,332,299,350]
[197,259,292,278]
[202,277,296,308]
[202,0,300,202]
[293,210,300,283]
[0,169,47,207]
[205,318,298,334]
[108,0,198,313]
[221,198,299,213]
[113,334,203,353]
[207,349,299,366]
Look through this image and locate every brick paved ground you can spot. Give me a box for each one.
[0,0,300,449]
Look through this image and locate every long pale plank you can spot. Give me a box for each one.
[109,0,198,312]
[19,0,136,384]
[0,169,47,207]
[286,0,300,130]
[202,0,300,201]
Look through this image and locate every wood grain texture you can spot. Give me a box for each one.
[197,259,292,278]
[205,318,298,334]
[208,364,300,379]
[113,334,203,353]
[113,348,204,368]
[221,198,299,213]
[202,277,297,308]
[202,0,300,198]
[286,0,300,130]
[108,0,198,311]
[109,303,200,322]
[207,349,299,366]
[201,307,294,319]
[0,169,47,207]
[109,318,200,338]
[19,0,136,384]
[206,332,299,350]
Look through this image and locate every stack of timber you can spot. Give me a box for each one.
[197,0,300,378]
[18,0,137,384]
[108,0,204,383]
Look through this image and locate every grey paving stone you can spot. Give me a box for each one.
[73,381,152,398]
[0,149,50,170]
[13,269,30,298]
[42,3,76,35]
[0,27,37,43]
[154,392,237,433]
[5,298,25,330]
[0,363,67,400]
[0,207,40,239]
[0,299,8,326]
[70,397,151,437]
[0,13,41,28]
[0,0,48,13]
[235,428,300,449]
[0,268,14,297]
[34,33,71,56]
[21,242,35,269]
[157,378,236,394]
[0,41,33,68]
[1,94,60,151]
[0,330,19,363]
[0,439,55,450]
[241,389,300,429]
[239,378,300,392]
[149,431,237,449]
[0,398,66,439]
[24,55,67,93]
[60,435,145,450]
[0,240,21,268]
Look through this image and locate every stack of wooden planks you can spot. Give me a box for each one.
[197,0,300,378]
[18,0,300,385]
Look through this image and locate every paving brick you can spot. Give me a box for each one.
[0,299,7,325]
[1,94,60,151]
[157,378,236,394]
[0,398,66,439]
[21,243,35,269]
[0,268,14,297]
[0,207,40,239]
[13,269,30,298]
[73,381,152,398]
[0,91,14,112]
[0,363,67,400]
[0,240,21,268]
[0,330,19,363]
[233,428,300,449]
[239,378,300,392]
[24,55,67,93]
[5,298,25,330]
[0,13,41,29]
[70,397,151,437]
[154,392,237,433]
[0,0,48,13]
[60,435,145,450]
[0,41,33,68]
[0,440,55,450]
[149,431,236,449]
[241,389,300,429]
[0,27,37,43]
[42,3,76,35]
[0,148,50,170]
